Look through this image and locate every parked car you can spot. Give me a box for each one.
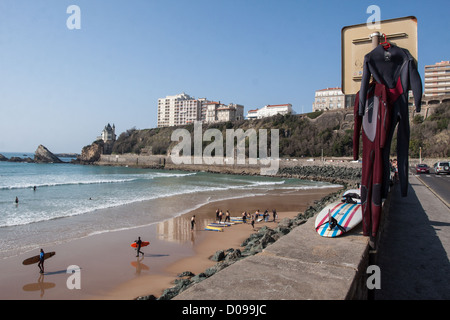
[415,163,430,174]
[434,161,450,175]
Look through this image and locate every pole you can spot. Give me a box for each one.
[419,147,422,164]
[370,32,381,49]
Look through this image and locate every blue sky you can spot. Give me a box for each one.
[0,0,449,153]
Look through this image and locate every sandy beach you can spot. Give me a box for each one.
[0,186,340,300]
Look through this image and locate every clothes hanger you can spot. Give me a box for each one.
[380,33,391,50]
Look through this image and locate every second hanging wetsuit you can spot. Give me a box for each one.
[354,81,390,237]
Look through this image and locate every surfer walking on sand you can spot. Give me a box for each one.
[135,237,144,257]
[38,249,45,274]
[191,215,196,231]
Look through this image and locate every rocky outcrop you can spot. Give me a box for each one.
[34,145,63,163]
[9,156,34,163]
[77,140,104,164]
[0,154,34,163]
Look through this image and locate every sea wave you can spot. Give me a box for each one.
[0,171,198,191]
[0,178,141,190]
[153,172,198,178]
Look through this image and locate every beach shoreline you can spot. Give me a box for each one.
[0,186,341,300]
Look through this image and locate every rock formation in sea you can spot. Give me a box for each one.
[34,145,63,163]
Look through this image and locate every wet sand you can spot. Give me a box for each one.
[0,187,340,300]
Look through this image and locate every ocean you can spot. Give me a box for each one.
[0,152,339,260]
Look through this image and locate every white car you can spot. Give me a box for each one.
[434,161,450,175]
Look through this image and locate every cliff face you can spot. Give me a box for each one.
[78,140,104,163]
[34,145,63,163]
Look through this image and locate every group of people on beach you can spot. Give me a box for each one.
[215,208,278,230]
[243,209,278,229]
[188,207,279,234]
[215,209,232,224]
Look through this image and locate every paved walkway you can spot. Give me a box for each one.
[375,174,450,299]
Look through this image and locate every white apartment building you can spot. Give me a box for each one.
[158,93,244,127]
[246,109,259,120]
[204,101,222,123]
[424,61,450,97]
[216,103,244,122]
[157,93,203,127]
[312,87,345,112]
[245,104,293,119]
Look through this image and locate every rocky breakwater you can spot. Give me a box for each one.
[278,164,362,185]
[34,145,63,163]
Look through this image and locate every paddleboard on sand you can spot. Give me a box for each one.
[205,226,223,232]
[22,252,56,266]
[131,241,150,248]
[208,223,231,227]
[315,201,362,237]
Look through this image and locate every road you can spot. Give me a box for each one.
[411,167,450,208]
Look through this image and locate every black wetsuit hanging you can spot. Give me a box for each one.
[359,44,422,198]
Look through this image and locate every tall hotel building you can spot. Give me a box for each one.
[424,61,450,97]
[157,93,244,127]
[157,93,206,127]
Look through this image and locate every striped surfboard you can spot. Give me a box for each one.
[204,226,224,232]
[314,201,362,237]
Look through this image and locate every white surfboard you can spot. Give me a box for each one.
[315,200,362,237]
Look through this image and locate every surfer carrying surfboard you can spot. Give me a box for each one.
[38,249,45,274]
[135,237,144,257]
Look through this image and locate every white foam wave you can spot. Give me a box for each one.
[0,178,141,190]
[0,171,197,190]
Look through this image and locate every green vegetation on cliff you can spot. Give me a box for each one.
[111,104,449,159]
[408,103,450,158]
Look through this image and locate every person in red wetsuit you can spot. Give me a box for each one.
[354,81,390,238]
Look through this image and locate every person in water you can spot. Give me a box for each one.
[135,237,144,257]
[38,249,45,274]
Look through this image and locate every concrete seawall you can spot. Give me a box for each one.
[96,154,362,177]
